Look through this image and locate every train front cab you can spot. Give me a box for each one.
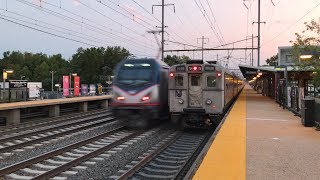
[169,64,224,127]
[111,58,169,127]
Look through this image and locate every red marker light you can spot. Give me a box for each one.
[141,96,150,101]
[169,72,174,77]
[193,66,198,71]
[217,72,222,77]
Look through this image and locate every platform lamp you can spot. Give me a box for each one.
[300,50,319,60]
[2,69,14,100]
[69,73,77,95]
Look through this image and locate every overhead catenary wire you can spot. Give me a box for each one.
[198,0,224,44]
[262,0,320,46]
[96,0,154,30]
[15,0,157,52]
[77,1,156,44]
[0,11,111,46]
[205,0,225,44]
[40,0,157,49]
[193,0,224,45]
[131,0,161,24]
[0,15,96,47]
[103,0,159,26]
[0,13,155,57]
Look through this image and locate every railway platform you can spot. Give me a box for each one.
[0,95,111,125]
[193,85,320,180]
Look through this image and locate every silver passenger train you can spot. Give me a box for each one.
[168,60,244,127]
[111,58,169,127]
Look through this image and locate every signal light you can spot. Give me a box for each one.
[141,96,150,101]
[117,96,125,100]
[217,72,222,77]
[169,72,174,77]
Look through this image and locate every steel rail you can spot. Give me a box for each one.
[0,116,116,154]
[33,130,144,179]
[174,131,213,179]
[0,109,109,135]
[0,113,110,143]
[118,131,182,180]
[0,126,125,177]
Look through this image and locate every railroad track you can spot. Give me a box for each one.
[0,113,116,156]
[0,126,167,179]
[0,109,108,136]
[0,127,141,179]
[111,130,212,180]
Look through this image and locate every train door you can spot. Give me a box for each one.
[188,74,203,107]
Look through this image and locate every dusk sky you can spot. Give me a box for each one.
[1,0,320,71]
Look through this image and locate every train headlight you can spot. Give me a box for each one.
[178,99,184,104]
[206,99,212,105]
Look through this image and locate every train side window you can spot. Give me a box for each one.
[191,76,200,86]
[207,76,217,87]
[175,75,183,87]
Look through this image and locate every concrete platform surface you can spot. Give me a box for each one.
[247,86,320,180]
[193,85,320,180]
[0,95,112,110]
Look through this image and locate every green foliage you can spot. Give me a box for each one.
[291,19,320,87]
[70,46,131,84]
[0,51,69,90]
[265,54,278,66]
[164,55,190,66]
[0,46,131,90]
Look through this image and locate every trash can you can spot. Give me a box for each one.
[301,97,315,127]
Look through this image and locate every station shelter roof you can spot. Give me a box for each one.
[239,64,314,81]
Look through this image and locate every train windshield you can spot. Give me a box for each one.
[117,62,154,85]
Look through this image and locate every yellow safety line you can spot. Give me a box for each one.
[193,89,246,180]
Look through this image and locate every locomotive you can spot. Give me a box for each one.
[111,58,170,127]
[168,60,244,127]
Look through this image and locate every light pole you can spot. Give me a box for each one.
[69,73,77,96]
[50,71,56,92]
[2,69,14,101]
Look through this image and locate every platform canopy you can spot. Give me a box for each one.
[239,64,314,81]
[238,65,277,80]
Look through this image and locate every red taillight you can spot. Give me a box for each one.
[141,96,150,101]
[193,66,198,71]
[169,72,174,77]
[117,96,125,100]
[217,72,222,77]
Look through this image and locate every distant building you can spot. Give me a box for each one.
[278,46,295,66]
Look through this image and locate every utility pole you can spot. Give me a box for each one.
[50,71,55,92]
[252,34,254,66]
[152,1,175,61]
[197,36,209,61]
[253,0,266,67]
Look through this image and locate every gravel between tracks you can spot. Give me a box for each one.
[67,126,173,179]
[0,119,121,169]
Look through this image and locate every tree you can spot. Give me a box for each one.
[266,54,278,66]
[70,46,131,84]
[291,19,320,87]
[0,51,69,90]
[0,46,131,90]
[164,55,190,66]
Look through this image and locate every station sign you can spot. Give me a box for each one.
[246,71,257,75]
[9,80,27,88]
